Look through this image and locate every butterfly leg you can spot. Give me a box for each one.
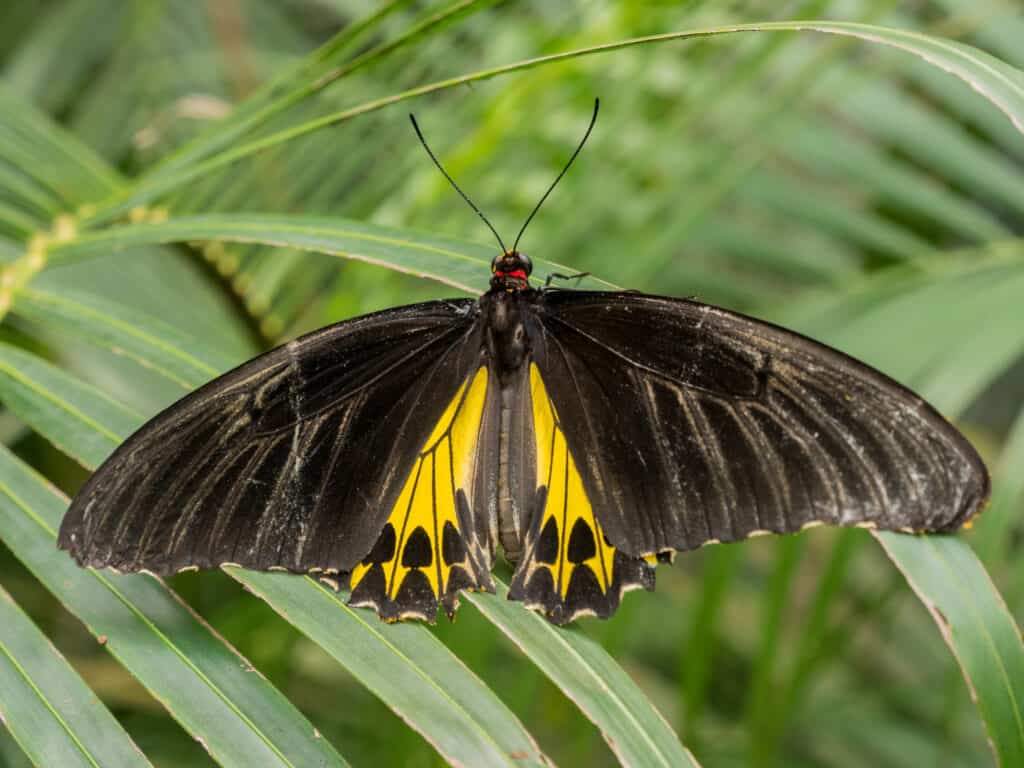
[543,271,590,288]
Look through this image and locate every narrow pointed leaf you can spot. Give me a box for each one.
[876,533,1024,766]
[786,261,1024,766]
[0,585,151,768]
[0,343,138,468]
[78,19,1024,222]
[42,214,616,293]
[229,569,550,768]
[13,287,233,389]
[466,583,696,768]
[0,447,349,768]
[0,83,122,203]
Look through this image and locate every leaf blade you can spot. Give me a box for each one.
[0,585,151,768]
[44,213,617,293]
[229,569,550,768]
[0,447,349,768]
[786,255,1024,767]
[876,533,1024,766]
[466,583,696,768]
[13,286,230,389]
[78,20,1024,223]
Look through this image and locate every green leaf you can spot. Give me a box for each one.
[43,213,617,294]
[784,257,1024,766]
[778,121,1008,243]
[0,343,138,468]
[0,446,349,768]
[13,287,230,389]
[229,569,549,768]
[3,0,127,120]
[144,0,482,185]
[0,584,151,768]
[78,20,1024,223]
[875,533,1024,766]
[466,583,695,768]
[974,408,1024,566]
[832,80,1024,221]
[736,171,932,263]
[0,83,122,206]
[785,256,1024,414]
[747,536,804,760]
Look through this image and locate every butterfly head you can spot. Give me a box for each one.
[491,250,532,290]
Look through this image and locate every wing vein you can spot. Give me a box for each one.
[778,371,889,521]
[545,313,757,400]
[675,389,732,542]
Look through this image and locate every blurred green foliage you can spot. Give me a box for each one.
[1,1,1023,766]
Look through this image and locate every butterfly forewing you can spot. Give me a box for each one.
[58,300,484,581]
[532,291,989,559]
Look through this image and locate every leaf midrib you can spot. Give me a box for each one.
[0,634,104,768]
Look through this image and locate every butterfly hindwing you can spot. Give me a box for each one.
[348,367,494,621]
[533,291,989,558]
[58,301,484,581]
[508,364,654,625]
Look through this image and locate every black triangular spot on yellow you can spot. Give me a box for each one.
[536,517,559,564]
[349,563,386,605]
[402,527,432,568]
[391,569,434,620]
[508,364,659,624]
[566,562,601,605]
[446,565,475,593]
[442,521,466,566]
[347,368,490,622]
[527,567,555,600]
[568,519,596,564]
[362,523,396,565]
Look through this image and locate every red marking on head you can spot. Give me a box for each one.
[496,269,528,280]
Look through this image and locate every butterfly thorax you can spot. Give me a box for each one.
[481,289,534,376]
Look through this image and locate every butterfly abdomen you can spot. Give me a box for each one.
[494,366,539,566]
[479,291,542,566]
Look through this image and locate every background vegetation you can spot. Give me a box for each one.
[1,1,1023,766]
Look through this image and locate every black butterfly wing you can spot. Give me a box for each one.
[58,300,491,616]
[530,290,989,558]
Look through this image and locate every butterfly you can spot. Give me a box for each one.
[58,100,989,625]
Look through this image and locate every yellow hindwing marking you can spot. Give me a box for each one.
[350,367,488,601]
[529,365,615,597]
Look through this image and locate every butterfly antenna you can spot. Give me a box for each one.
[410,114,509,254]
[512,98,599,254]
